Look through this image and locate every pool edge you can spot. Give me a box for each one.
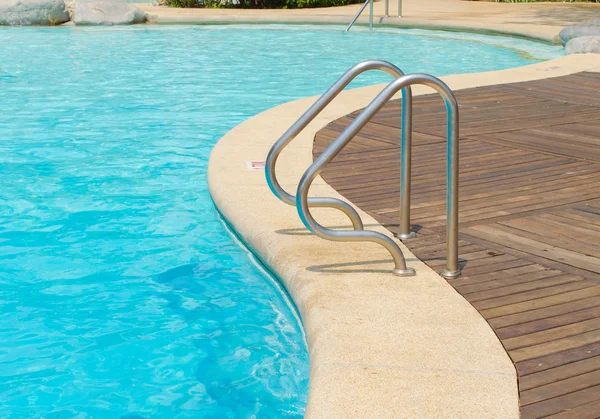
[207,55,600,416]
[135,1,600,46]
[144,17,561,45]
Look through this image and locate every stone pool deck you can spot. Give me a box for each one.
[208,53,600,417]
[140,0,600,44]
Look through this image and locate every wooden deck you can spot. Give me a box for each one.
[313,72,600,418]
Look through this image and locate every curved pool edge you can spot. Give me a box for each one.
[207,54,600,417]
[136,1,600,46]
[139,11,558,45]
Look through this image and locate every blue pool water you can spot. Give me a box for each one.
[0,25,562,418]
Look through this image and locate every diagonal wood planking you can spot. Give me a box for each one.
[313,72,600,418]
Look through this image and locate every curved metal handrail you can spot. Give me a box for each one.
[296,73,460,278]
[265,59,413,232]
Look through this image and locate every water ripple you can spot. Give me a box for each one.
[0,24,563,418]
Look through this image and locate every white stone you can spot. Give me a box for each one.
[565,36,600,55]
[559,18,600,46]
[0,0,69,25]
[72,0,146,25]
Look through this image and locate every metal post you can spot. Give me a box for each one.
[442,97,460,279]
[369,0,373,31]
[345,0,370,32]
[397,95,415,240]
[297,74,460,278]
[398,0,402,17]
[385,0,389,17]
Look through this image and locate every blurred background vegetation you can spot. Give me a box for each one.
[162,0,363,8]
[162,0,600,9]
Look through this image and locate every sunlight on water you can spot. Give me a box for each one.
[0,24,562,418]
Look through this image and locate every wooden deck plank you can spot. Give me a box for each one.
[459,269,565,295]
[497,305,600,340]
[481,287,600,320]
[467,275,585,304]
[545,398,600,419]
[516,340,600,377]
[464,224,600,274]
[520,369,600,407]
[313,72,600,417]
[504,317,600,352]
[489,296,600,330]
[520,355,600,392]
[520,384,600,419]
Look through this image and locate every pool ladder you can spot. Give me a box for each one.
[265,60,460,279]
[346,0,403,32]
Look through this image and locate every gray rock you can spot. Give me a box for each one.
[565,36,600,55]
[0,0,69,25]
[72,0,146,25]
[559,18,600,46]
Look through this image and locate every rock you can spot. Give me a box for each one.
[72,0,146,25]
[0,0,69,25]
[565,36,600,55]
[559,18,600,46]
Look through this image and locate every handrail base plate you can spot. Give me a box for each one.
[441,269,461,280]
[396,232,417,240]
[392,267,416,277]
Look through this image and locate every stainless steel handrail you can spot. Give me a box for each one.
[265,60,412,232]
[297,73,460,278]
[397,85,415,241]
[346,0,373,32]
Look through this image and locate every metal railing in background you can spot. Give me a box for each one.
[346,0,373,32]
[385,0,402,17]
[296,73,460,279]
[347,0,402,32]
[265,60,412,232]
[348,0,402,32]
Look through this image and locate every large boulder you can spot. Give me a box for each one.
[72,0,146,25]
[559,18,600,46]
[565,36,600,55]
[0,0,69,25]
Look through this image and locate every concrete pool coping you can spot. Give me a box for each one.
[208,53,600,417]
[138,0,600,45]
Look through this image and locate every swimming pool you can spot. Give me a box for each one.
[0,24,562,419]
